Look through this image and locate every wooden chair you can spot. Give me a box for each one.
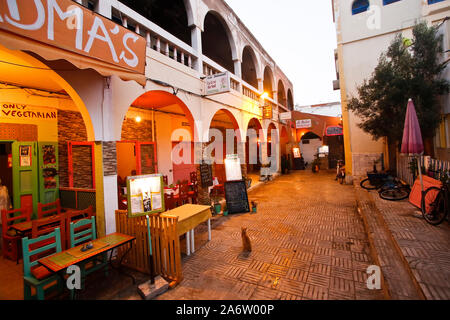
[188,183,198,204]
[32,215,66,251]
[37,199,61,219]
[69,216,108,295]
[65,206,94,250]
[164,193,177,211]
[22,227,64,300]
[1,208,31,263]
[174,183,189,206]
[190,171,198,184]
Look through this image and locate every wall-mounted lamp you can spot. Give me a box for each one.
[135,116,142,123]
[260,92,269,100]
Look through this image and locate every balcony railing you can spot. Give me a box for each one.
[104,2,287,116]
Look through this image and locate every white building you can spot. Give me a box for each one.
[332,0,450,176]
[0,0,296,235]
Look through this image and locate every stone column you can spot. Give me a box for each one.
[191,26,203,75]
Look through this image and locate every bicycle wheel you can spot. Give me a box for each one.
[421,187,447,225]
[379,187,410,201]
[360,178,381,190]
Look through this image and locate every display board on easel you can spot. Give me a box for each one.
[224,154,242,181]
[127,174,165,218]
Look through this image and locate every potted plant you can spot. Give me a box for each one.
[251,201,257,213]
[223,204,229,216]
[211,188,221,215]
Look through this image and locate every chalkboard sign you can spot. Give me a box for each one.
[200,163,213,187]
[224,180,250,214]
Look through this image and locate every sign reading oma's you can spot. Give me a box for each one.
[0,0,146,74]
[1,103,57,120]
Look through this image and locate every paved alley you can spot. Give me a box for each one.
[155,170,384,300]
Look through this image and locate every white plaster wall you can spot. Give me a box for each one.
[300,139,323,164]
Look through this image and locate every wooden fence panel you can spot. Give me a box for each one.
[115,210,183,285]
[397,154,450,186]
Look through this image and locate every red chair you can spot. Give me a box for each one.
[37,199,61,219]
[188,183,198,204]
[164,193,177,211]
[173,183,189,206]
[1,208,31,263]
[31,215,66,251]
[190,172,197,184]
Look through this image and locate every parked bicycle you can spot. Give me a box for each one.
[421,178,449,226]
[360,171,410,201]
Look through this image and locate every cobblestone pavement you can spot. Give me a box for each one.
[156,170,384,300]
[366,187,450,300]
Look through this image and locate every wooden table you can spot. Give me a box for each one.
[39,233,136,298]
[39,233,135,272]
[10,215,57,235]
[161,204,212,256]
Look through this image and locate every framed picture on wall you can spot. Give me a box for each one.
[19,145,31,167]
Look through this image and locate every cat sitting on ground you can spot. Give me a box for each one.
[241,227,252,252]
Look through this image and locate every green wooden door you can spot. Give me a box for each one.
[12,141,38,219]
[38,142,59,205]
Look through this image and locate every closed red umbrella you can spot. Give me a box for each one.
[401,99,424,191]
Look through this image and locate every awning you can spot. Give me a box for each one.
[0,29,147,86]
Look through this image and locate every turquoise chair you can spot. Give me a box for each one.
[22,228,64,300]
[69,217,108,291]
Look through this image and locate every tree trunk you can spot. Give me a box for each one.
[388,139,398,174]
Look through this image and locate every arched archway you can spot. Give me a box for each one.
[117,0,192,45]
[117,90,197,192]
[0,45,95,215]
[263,67,274,98]
[241,46,259,88]
[207,109,241,184]
[287,89,294,111]
[300,131,322,165]
[266,122,279,159]
[277,80,287,107]
[202,11,237,74]
[246,118,263,177]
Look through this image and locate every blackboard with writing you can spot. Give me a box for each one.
[224,180,250,214]
[200,163,213,187]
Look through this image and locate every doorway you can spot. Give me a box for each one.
[0,142,13,208]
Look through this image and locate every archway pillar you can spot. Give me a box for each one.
[234,58,242,79]
[191,26,203,74]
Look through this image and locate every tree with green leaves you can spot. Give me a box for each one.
[347,22,449,172]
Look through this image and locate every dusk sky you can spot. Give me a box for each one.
[225,0,341,107]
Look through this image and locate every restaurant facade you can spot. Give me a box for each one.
[0,0,297,237]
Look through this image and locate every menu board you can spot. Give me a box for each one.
[225,154,242,181]
[224,180,250,214]
[200,163,213,187]
[127,174,165,218]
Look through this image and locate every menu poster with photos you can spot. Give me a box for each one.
[19,145,32,167]
[126,174,165,218]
